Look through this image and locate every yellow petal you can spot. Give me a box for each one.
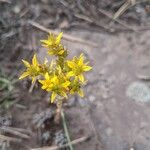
[62,81,70,88]
[50,60,55,69]
[40,39,48,44]
[70,89,74,94]
[67,61,74,68]
[45,73,50,80]
[83,65,92,71]
[56,32,63,44]
[58,50,64,55]
[48,50,54,55]
[40,40,51,46]
[32,54,38,66]
[67,71,74,77]
[22,60,30,67]
[78,89,84,97]
[79,53,84,65]
[41,85,46,89]
[19,72,29,80]
[51,92,57,103]
[61,91,67,98]
[38,79,44,84]
[53,76,59,83]
[47,88,52,91]
[57,66,62,74]
[78,74,84,82]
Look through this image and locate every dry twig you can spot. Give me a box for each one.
[31,136,90,150]
[74,14,110,31]
[28,21,98,48]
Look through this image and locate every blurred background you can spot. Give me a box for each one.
[0,0,150,150]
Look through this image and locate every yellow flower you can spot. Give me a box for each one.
[39,73,70,103]
[19,54,40,83]
[67,54,92,82]
[40,32,67,57]
[19,32,92,105]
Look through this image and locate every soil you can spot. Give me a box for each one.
[0,0,150,150]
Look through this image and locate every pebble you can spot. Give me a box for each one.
[105,127,113,136]
[89,95,96,102]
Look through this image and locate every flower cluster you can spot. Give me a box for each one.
[19,32,92,103]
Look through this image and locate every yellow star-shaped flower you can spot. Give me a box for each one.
[67,54,92,82]
[39,73,70,103]
[40,32,67,57]
[19,54,40,83]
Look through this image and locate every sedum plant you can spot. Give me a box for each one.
[19,32,92,122]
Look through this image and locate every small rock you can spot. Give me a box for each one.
[13,6,21,14]
[89,95,96,102]
[105,127,113,136]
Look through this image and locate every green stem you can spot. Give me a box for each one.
[61,110,74,150]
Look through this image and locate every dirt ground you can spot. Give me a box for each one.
[0,0,150,150]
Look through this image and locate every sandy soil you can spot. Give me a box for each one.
[58,30,150,150]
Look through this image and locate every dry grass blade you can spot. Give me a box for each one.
[0,126,31,139]
[98,8,137,32]
[31,136,90,150]
[28,21,98,48]
[29,79,37,93]
[0,134,21,143]
[113,0,131,19]
[113,0,149,20]
[1,126,32,135]
[74,14,110,31]
[74,14,93,23]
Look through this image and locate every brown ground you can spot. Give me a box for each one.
[0,0,150,150]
